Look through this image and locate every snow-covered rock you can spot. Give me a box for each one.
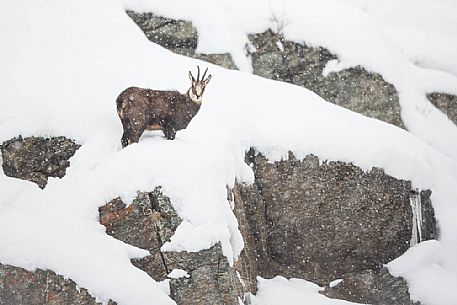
[126,11,238,70]
[99,188,243,305]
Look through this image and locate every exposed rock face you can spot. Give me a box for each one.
[99,193,169,280]
[99,188,244,305]
[322,268,418,305]
[1,136,80,188]
[126,11,238,70]
[167,244,243,305]
[0,264,114,305]
[233,150,436,304]
[428,92,457,126]
[248,30,404,128]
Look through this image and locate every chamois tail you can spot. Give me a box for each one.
[116,90,130,117]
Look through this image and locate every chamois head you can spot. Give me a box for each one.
[188,66,211,104]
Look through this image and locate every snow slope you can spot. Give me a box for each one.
[125,0,457,162]
[1,0,457,304]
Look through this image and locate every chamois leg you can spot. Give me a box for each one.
[122,128,143,147]
[163,126,176,140]
[121,132,129,148]
[121,119,144,147]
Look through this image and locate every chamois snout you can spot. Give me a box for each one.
[116,66,212,147]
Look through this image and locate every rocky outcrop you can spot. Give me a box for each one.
[1,136,79,188]
[126,11,238,70]
[99,188,244,305]
[233,150,436,304]
[0,264,114,305]
[247,30,404,128]
[428,92,457,126]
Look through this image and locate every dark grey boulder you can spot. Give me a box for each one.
[126,11,197,56]
[248,30,404,128]
[126,11,238,70]
[1,136,80,188]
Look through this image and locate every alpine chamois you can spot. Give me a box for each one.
[116,66,211,147]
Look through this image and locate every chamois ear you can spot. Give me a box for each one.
[204,74,212,85]
[189,71,195,82]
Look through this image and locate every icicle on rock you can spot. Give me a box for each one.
[409,190,423,247]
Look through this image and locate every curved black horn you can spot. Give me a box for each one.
[189,71,195,81]
[202,67,208,80]
[197,66,200,81]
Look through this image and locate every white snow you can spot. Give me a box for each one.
[250,276,361,305]
[388,241,457,305]
[158,279,171,296]
[167,269,190,279]
[1,0,457,305]
[329,279,343,288]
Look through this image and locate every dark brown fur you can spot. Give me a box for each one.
[116,87,201,147]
